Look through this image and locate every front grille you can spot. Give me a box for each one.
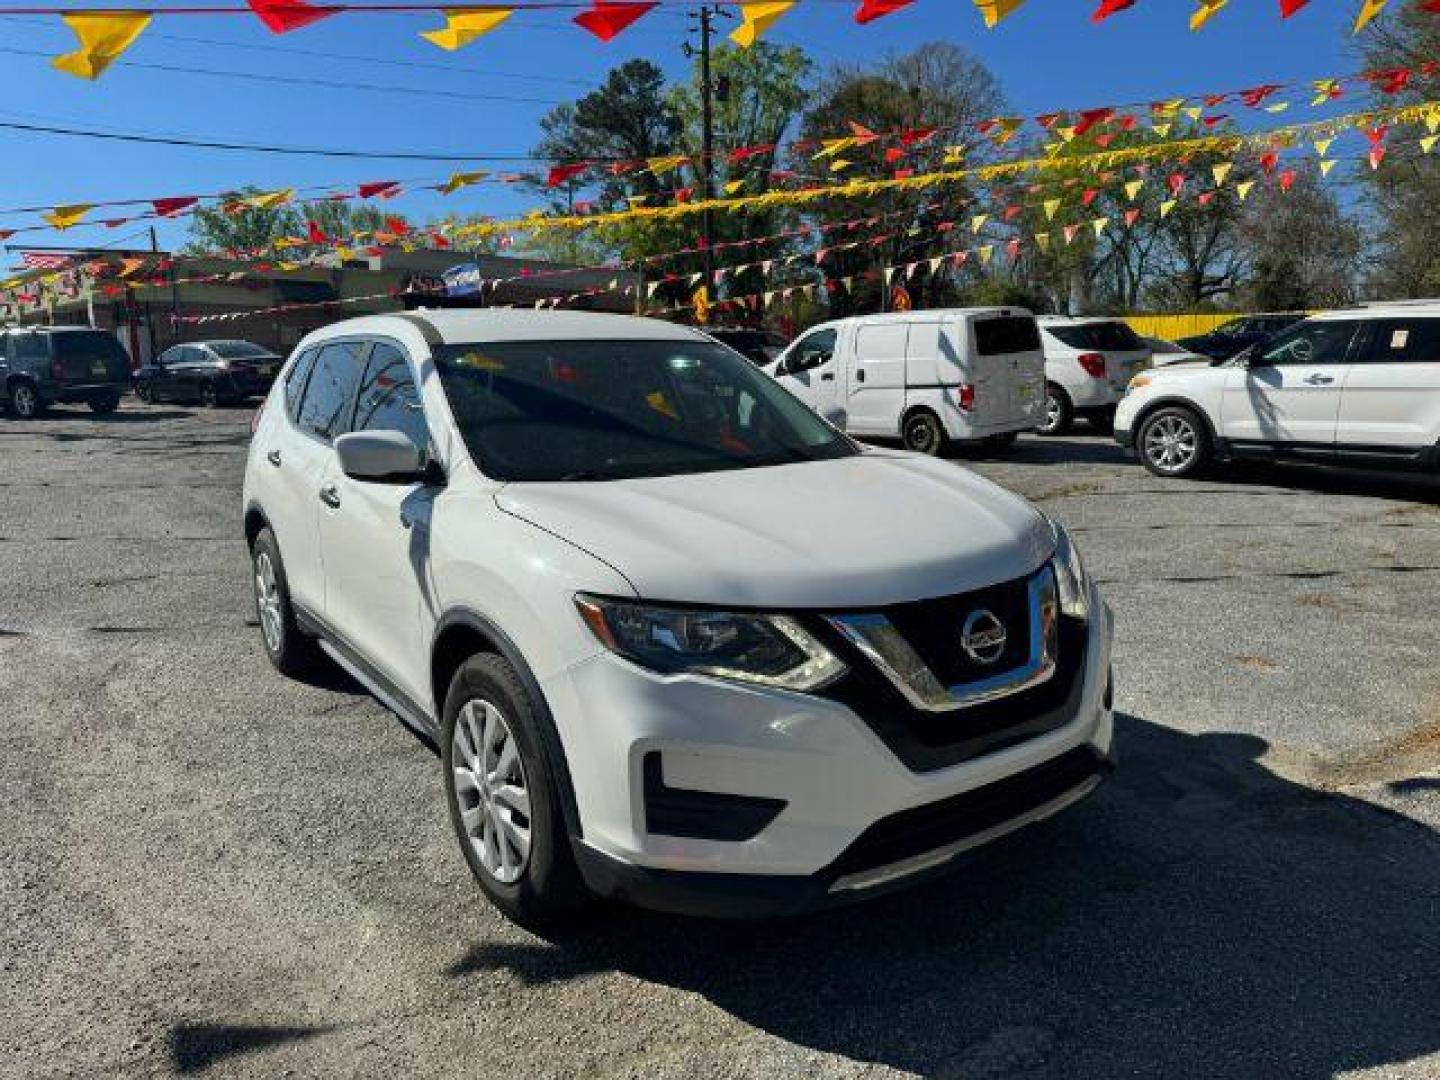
[825,746,1104,880]
[888,576,1033,685]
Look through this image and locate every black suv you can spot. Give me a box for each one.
[135,339,282,407]
[0,326,132,418]
[1175,314,1301,362]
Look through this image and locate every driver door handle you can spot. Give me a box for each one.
[820,372,835,381]
[855,369,866,382]
[266,449,282,467]
[1304,373,1335,385]
[318,483,341,509]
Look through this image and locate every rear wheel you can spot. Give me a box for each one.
[89,393,121,415]
[250,527,319,677]
[200,381,220,409]
[902,410,946,456]
[1137,405,1211,478]
[8,380,42,419]
[442,653,588,927]
[1037,384,1072,436]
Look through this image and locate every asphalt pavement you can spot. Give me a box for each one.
[2,401,1438,1078]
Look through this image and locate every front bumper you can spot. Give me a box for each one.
[545,582,1115,917]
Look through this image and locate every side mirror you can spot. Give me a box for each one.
[336,430,430,483]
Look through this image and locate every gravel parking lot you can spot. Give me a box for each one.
[3,401,1438,1078]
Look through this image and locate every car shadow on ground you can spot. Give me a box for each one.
[1,406,195,423]
[449,713,1440,1078]
[1213,460,1440,505]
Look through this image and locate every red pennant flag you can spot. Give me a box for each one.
[307,220,327,245]
[1371,68,1411,94]
[1119,114,1138,131]
[246,0,337,33]
[1278,170,1297,192]
[884,146,905,164]
[545,162,587,187]
[358,181,399,198]
[0,229,12,241]
[384,216,409,236]
[1365,124,1389,147]
[1259,151,1279,175]
[1167,172,1186,194]
[573,1,657,41]
[727,144,771,164]
[899,126,938,146]
[1279,0,1310,15]
[1369,147,1388,169]
[1240,84,1281,108]
[1073,107,1115,137]
[431,232,451,249]
[893,168,915,179]
[1123,208,1141,226]
[1204,93,1229,107]
[1091,0,1136,21]
[1202,113,1230,128]
[1198,191,1215,206]
[855,0,916,23]
[1082,188,1099,207]
[153,196,197,218]
[1035,112,1064,130]
[1094,133,1115,147]
[1006,238,1022,261]
[1003,204,1022,222]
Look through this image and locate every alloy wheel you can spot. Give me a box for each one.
[452,699,532,885]
[12,384,37,418]
[904,414,940,454]
[1144,414,1198,473]
[1040,392,1063,434]
[253,551,283,653]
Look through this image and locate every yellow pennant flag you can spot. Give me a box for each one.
[1313,137,1333,156]
[1090,217,1108,237]
[1034,233,1051,252]
[978,244,994,265]
[971,213,989,233]
[1124,180,1143,201]
[1319,159,1338,176]
[1424,107,1440,134]
[1353,0,1388,32]
[1212,162,1232,186]
[246,189,294,210]
[52,12,151,80]
[44,204,94,231]
[974,0,1025,27]
[421,9,515,50]
[647,155,688,176]
[1152,98,1184,117]
[1311,79,1340,106]
[1235,180,1255,201]
[1043,198,1061,221]
[1151,122,1172,138]
[1159,199,1176,219]
[723,179,745,196]
[730,1,795,47]
[829,158,853,172]
[1190,0,1227,31]
[439,170,487,194]
[1265,101,1290,113]
[1421,135,1439,155]
[1184,106,1203,121]
[813,137,856,160]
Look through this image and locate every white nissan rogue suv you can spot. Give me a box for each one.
[242,310,1114,924]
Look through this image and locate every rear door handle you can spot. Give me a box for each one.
[266,449,282,467]
[855,369,865,383]
[1304,374,1335,385]
[820,372,835,381]
[318,483,341,509]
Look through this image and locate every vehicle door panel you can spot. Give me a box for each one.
[1219,321,1360,448]
[848,322,909,435]
[1337,318,1440,450]
[775,328,839,423]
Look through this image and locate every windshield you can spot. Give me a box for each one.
[1047,322,1144,351]
[209,341,273,359]
[434,338,858,482]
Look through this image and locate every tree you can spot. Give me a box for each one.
[1236,170,1360,310]
[184,187,301,255]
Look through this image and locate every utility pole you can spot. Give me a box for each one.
[687,5,719,297]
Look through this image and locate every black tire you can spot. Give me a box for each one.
[200,381,220,409]
[249,526,320,677]
[902,409,947,456]
[1136,405,1212,479]
[1087,407,1116,435]
[135,381,153,404]
[89,393,121,415]
[8,380,43,419]
[442,653,588,928]
[1037,384,1072,436]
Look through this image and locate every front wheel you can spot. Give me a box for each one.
[250,527,319,677]
[1137,406,1212,478]
[442,654,587,928]
[902,410,947,456]
[9,381,42,419]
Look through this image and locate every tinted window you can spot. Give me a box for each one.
[1046,322,1143,351]
[294,341,365,440]
[433,338,855,482]
[354,342,430,454]
[11,333,47,360]
[209,341,273,359]
[1256,321,1359,367]
[51,331,127,363]
[1364,319,1440,364]
[786,328,837,373]
[974,316,1041,356]
[284,348,318,418]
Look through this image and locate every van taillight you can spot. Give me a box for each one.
[956,383,976,412]
[1078,352,1107,378]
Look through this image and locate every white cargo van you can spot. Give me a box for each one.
[765,309,1046,454]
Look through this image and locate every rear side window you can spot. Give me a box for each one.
[11,333,49,361]
[1046,322,1143,351]
[294,341,365,441]
[1364,319,1440,364]
[52,332,127,363]
[973,316,1040,356]
[353,341,431,455]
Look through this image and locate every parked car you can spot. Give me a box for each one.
[1036,317,1152,435]
[1116,304,1440,478]
[0,326,131,418]
[135,340,282,407]
[763,308,1046,455]
[705,327,789,366]
[243,310,1114,924]
[1141,335,1210,367]
[1174,313,1301,362]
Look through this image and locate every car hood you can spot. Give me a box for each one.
[495,451,1053,609]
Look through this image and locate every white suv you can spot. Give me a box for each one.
[242,310,1114,924]
[1116,305,1440,478]
[1036,317,1153,435]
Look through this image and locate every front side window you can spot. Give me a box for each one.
[353,341,431,455]
[785,328,837,373]
[1364,319,1440,364]
[1255,321,1359,367]
[294,340,365,441]
[433,338,857,482]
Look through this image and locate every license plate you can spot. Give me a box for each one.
[91,360,107,376]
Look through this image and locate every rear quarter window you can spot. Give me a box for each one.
[1366,318,1440,364]
[1047,322,1143,351]
[973,316,1041,356]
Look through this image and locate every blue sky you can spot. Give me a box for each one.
[0,1,1370,267]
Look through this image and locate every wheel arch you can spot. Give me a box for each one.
[242,504,270,550]
[1131,394,1220,449]
[430,608,584,841]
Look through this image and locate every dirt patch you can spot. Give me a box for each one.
[1031,481,1104,501]
[1233,654,1279,673]
[1270,713,1440,790]
[1295,592,1355,613]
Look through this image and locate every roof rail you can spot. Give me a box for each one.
[1357,298,1440,308]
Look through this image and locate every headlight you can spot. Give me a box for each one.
[1049,521,1090,620]
[575,595,846,692]
[1127,373,1152,391]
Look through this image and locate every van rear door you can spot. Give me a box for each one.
[51,331,132,389]
[969,313,1045,426]
[846,321,908,434]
